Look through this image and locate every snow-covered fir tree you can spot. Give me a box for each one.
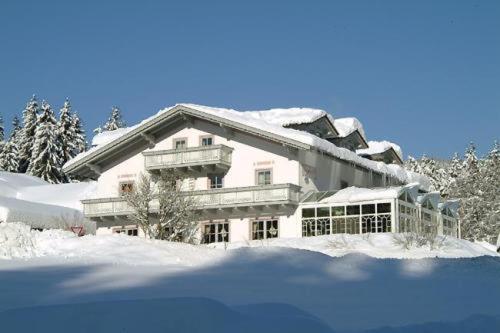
[57,98,77,166]
[0,138,19,172]
[71,111,87,154]
[0,116,22,172]
[0,114,4,142]
[103,106,126,131]
[0,114,5,157]
[10,115,22,140]
[27,101,66,183]
[18,95,41,173]
[405,142,499,243]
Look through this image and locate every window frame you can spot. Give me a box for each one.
[199,135,214,146]
[202,221,230,244]
[173,137,188,150]
[207,173,224,189]
[118,181,135,196]
[251,218,279,240]
[255,168,273,186]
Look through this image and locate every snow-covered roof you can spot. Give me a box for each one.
[64,103,430,189]
[438,200,460,217]
[357,141,403,160]
[315,183,421,204]
[243,107,329,126]
[417,192,441,209]
[92,127,137,147]
[333,117,366,140]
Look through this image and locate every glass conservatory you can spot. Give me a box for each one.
[299,185,459,238]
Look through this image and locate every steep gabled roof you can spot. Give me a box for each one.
[63,104,430,188]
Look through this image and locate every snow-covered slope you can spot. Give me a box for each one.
[0,172,96,229]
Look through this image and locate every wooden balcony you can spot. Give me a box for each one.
[81,183,301,218]
[143,145,233,173]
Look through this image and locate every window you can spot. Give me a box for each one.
[174,138,187,150]
[252,219,278,240]
[119,181,134,195]
[332,206,345,216]
[302,208,315,218]
[200,136,214,146]
[377,203,391,213]
[114,227,138,236]
[316,207,330,217]
[362,204,375,214]
[346,205,360,215]
[256,169,272,185]
[208,174,224,189]
[202,222,229,244]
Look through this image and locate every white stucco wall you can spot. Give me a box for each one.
[93,119,300,198]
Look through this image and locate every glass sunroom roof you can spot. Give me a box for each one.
[301,191,338,203]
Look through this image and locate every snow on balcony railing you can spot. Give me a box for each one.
[143,145,233,171]
[81,183,301,217]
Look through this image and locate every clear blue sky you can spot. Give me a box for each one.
[1,0,498,158]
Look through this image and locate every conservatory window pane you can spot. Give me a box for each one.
[316,207,330,217]
[362,204,375,214]
[332,206,345,216]
[377,203,391,213]
[346,205,360,215]
[302,208,315,218]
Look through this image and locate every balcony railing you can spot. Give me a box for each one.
[81,183,301,217]
[143,145,233,171]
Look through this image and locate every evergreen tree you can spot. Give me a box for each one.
[0,114,4,142]
[0,116,22,172]
[57,98,77,166]
[0,139,19,172]
[10,115,22,140]
[18,95,40,172]
[0,114,5,157]
[71,111,87,154]
[103,106,125,131]
[27,101,66,183]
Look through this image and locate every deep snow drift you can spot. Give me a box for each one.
[0,172,96,230]
[1,224,499,332]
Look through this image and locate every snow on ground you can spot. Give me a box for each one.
[212,233,497,259]
[0,171,96,230]
[1,223,499,332]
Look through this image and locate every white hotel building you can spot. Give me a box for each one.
[63,104,459,243]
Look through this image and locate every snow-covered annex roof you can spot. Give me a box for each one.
[65,103,430,189]
[312,183,421,205]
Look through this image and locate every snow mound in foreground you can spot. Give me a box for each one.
[1,223,497,262]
